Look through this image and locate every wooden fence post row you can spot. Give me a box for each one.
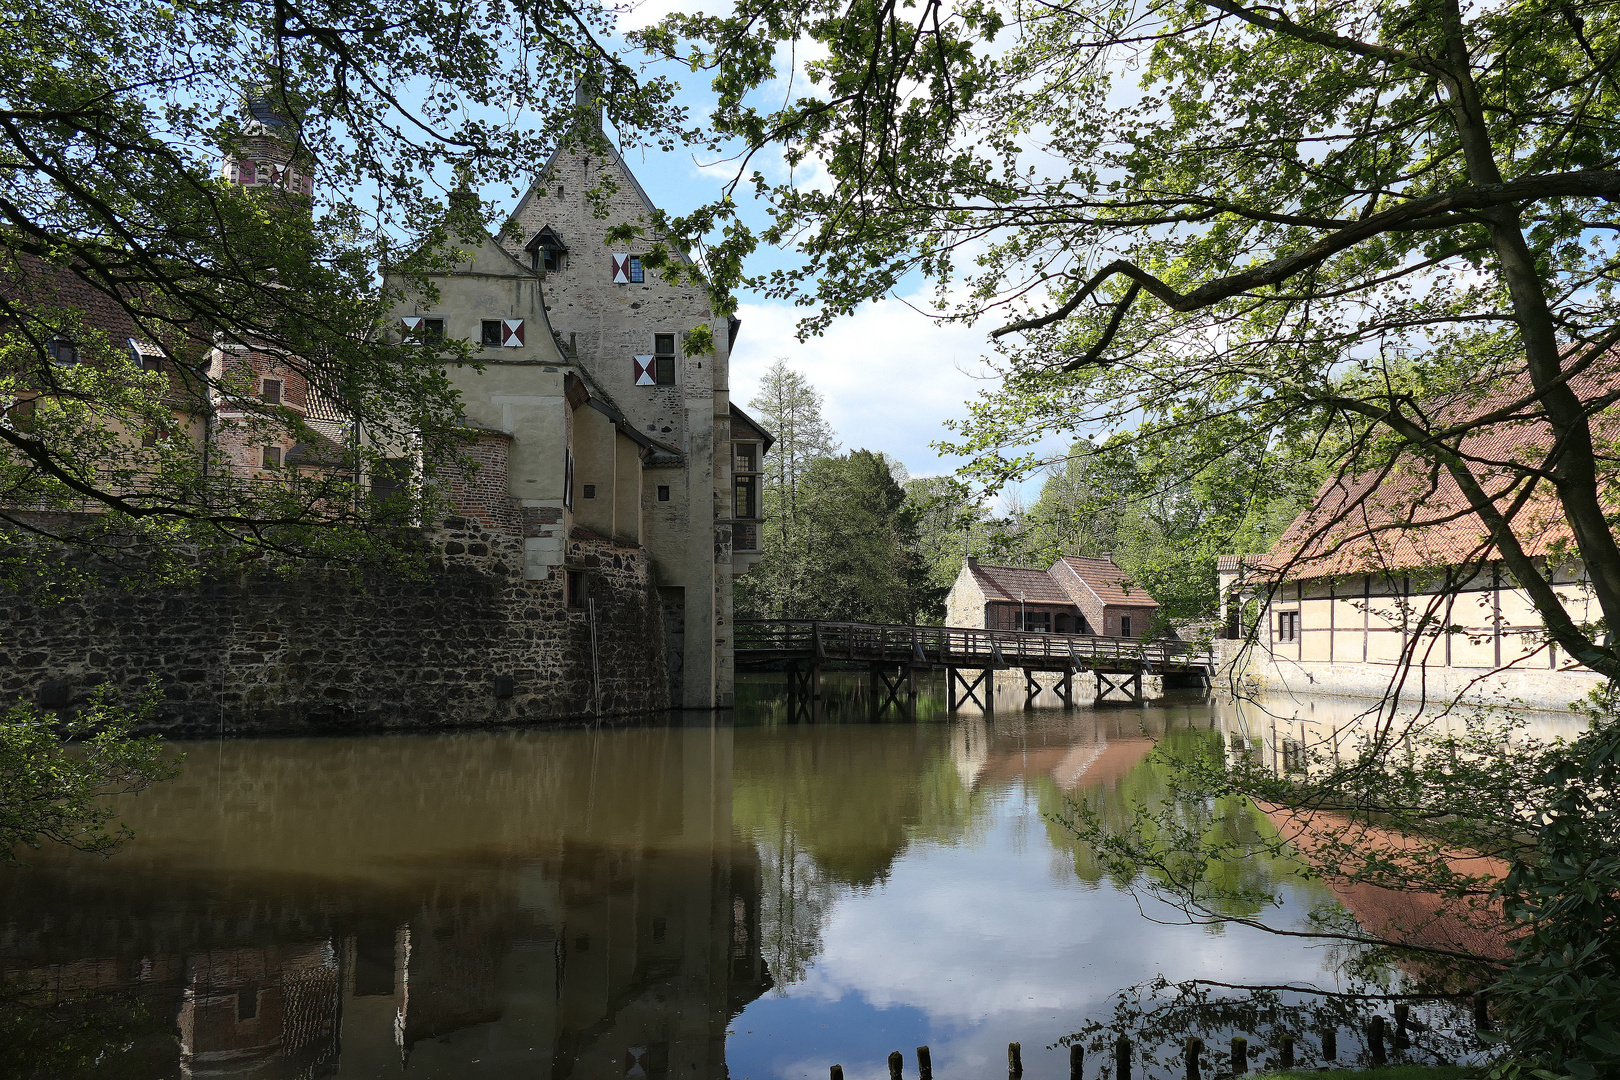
[831,1022,1437,1080]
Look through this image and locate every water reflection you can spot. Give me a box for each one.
[1,683,1425,1079]
[2,724,767,1079]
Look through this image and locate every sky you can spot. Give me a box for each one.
[606,137,1027,488]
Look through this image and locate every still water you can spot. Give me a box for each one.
[2,680,1452,1079]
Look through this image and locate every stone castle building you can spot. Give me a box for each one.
[0,98,770,729]
[389,108,771,708]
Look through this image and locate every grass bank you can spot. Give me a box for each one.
[1254,1067,1480,1080]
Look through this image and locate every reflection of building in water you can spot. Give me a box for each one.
[1212,691,1585,778]
[950,708,1208,792]
[1210,693,1580,966]
[0,727,771,1079]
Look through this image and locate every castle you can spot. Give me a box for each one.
[0,97,770,728]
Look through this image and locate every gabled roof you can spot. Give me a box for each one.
[1054,556,1159,608]
[1265,364,1620,579]
[729,402,775,453]
[968,563,1074,605]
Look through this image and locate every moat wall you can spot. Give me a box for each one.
[0,520,670,736]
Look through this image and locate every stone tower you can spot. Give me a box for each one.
[502,116,744,708]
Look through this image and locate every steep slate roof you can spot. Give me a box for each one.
[1055,556,1159,608]
[1266,364,1620,579]
[969,562,1074,605]
[729,402,775,452]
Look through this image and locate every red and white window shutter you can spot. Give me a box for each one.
[633,355,656,385]
[611,254,631,285]
[502,319,525,346]
[400,316,424,333]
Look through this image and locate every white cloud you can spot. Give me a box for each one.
[731,294,1010,480]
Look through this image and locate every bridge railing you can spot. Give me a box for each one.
[734,619,1212,669]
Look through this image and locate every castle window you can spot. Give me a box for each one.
[582,483,596,499]
[541,248,562,271]
[736,443,758,471]
[653,334,676,385]
[406,318,446,343]
[733,475,756,519]
[567,569,585,609]
[1121,615,1132,637]
[260,379,282,404]
[262,445,281,467]
[481,320,503,347]
[628,256,644,283]
[657,485,670,502]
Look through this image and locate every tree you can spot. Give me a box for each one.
[646,0,1620,681]
[737,361,840,618]
[0,682,176,861]
[636,0,1620,1071]
[794,450,926,622]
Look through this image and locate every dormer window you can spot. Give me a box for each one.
[525,226,568,273]
[47,338,78,366]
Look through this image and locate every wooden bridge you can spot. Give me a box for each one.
[734,620,1213,714]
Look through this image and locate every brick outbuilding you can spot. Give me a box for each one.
[945,555,1161,638]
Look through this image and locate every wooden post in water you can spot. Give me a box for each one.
[1474,992,1492,1031]
[1321,1028,1337,1061]
[1368,1015,1387,1066]
[1394,1003,1410,1049]
[1278,1034,1295,1069]
[888,1049,903,1079]
[1184,1036,1203,1080]
[1115,1035,1132,1080]
[1230,1035,1247,1074]
[1008,1041,1023,1078]
[917,1045,932,1080]
[1069,1043,1083,1080]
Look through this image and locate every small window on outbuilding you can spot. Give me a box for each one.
[582,483,596,500]
[657,485,670,502]
[1120,615,1132,637]
[262,445,281,467]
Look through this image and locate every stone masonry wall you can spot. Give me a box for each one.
[0,522,668,735]
[0,433,669,735]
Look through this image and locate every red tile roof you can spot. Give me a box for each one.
[969,563,1074,605]
[1266,365,1620,579]
[1055,556,1159,608]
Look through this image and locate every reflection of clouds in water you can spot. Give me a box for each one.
[732,786,1352,1079]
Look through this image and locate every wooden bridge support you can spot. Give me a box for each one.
[869,663,917,719]
[1095,669,1144,705]
[947,666,994,713]
[787,661,822,722]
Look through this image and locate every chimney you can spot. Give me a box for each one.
[965,555,978,569]
[573,73,604,130]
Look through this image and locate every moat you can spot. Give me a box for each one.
[1,679,1524,1079]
